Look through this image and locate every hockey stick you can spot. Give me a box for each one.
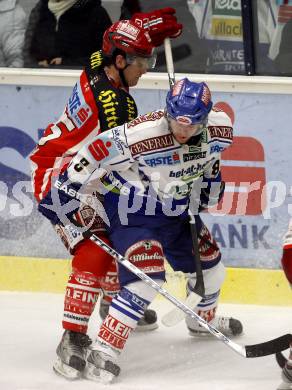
[162,211,205,327]
[162,40,205,326]
[90,233,292,358]
[188,210,206,297]
[164,38,175,88]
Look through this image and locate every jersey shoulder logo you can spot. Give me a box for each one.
[128,110,164,129]
[208,125,233,153]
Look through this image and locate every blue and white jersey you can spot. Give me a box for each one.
[67,107,233,217]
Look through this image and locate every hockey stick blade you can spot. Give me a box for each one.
[89,234,292,358]
[245,334,292,358]
[161,291,202,327]
[276,351,288,368]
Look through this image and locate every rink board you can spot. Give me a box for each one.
[0,83,292,270]
[0,256,291,306]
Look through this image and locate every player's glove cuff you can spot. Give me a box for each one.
[132,7,182,47]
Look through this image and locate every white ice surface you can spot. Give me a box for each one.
[0,292,291,390]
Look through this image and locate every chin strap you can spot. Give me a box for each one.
[118,67,129,89]
[112,51,130,90]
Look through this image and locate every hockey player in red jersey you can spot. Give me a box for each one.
[29,12,182,380]
[277,219,292,390]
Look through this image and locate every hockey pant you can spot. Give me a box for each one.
[97,215,225,353]
[54,202,120,333]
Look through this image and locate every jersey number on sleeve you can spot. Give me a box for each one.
[38,112,75,146]
[211,160,220,176]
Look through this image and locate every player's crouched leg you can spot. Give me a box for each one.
[84,280,162,383]
[99,258,158,332]
[185,261,243,337]
[53,268,100,379]
[53,235,111,380]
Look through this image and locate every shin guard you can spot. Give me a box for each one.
[63,269,101,333]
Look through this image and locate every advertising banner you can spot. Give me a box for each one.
[0,84,290,269]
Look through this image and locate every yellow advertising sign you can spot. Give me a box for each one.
[211,17,242,40]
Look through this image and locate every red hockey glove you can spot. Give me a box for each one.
[282,246,292,286]
[132,7,182,47]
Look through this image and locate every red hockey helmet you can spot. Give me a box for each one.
[102,20,155,58]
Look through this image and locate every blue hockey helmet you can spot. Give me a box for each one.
[166,78,213,125]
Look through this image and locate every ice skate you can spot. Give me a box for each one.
[278,371,292,390]
[99,300,158,331]
[53,330,92,380]
[277,358,292,389]
[187,315,243,337]
[84,340,121,384]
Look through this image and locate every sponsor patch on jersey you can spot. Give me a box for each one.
[208,125,233,151]
[111,126,127,155]
[67,82,93,128]
[209,126,233,140]
[128,110,164,128]
[188,145,202,153]
[210,144,225,154]
[169,161,208,179]
[125,96,137,121]
[183,151,206,162]
[97,89,119,129]
[88,139,113,162]
[144,151,180,167]
[125,240,165,274]
[130,134,174,156]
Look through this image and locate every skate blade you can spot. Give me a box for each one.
[188,328,243,338]
[53,357,81,380]
[83,362,115,384]
[277,381,292,390]
[188,329,214,338]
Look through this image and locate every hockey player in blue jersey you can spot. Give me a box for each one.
[40,78,243,383]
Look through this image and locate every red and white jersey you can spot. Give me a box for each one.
[30,53,138,202]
